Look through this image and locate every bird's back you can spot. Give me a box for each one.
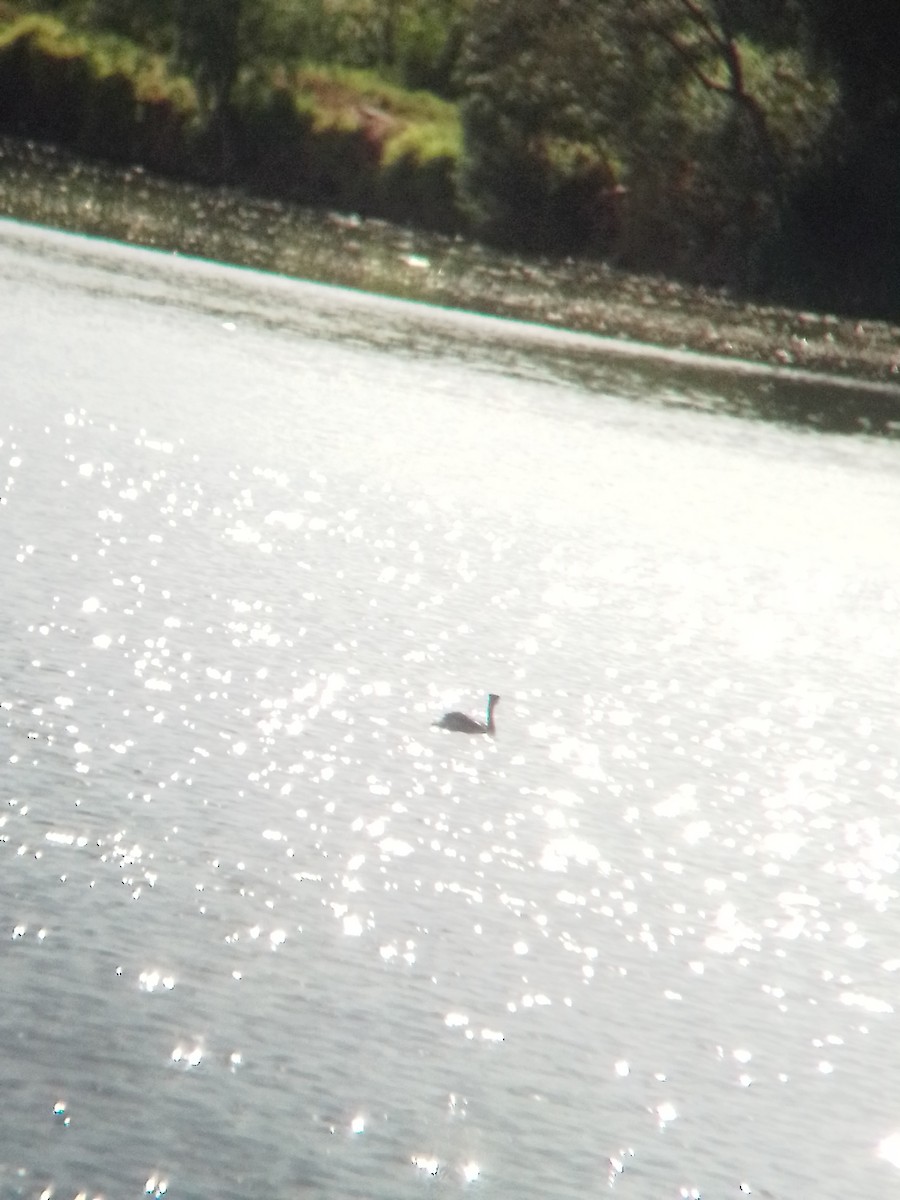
[433,711,485,734]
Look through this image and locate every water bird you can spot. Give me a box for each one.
[432,693,500,735]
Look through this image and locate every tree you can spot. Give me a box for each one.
[457,0,625,252]
[457,0,839,286]
[623,0,838,283]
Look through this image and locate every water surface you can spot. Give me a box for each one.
[2,220,900,1200]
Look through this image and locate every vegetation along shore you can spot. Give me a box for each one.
[0,1,898,387]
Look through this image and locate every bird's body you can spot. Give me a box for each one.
[433,693,500,735]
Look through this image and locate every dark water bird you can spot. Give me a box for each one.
[432,693,500,735]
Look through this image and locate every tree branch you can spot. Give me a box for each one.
[653,25,732,96]
[676,0,728,54]
[647,4,786,218]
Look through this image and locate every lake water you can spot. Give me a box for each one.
[1,218,900,1200]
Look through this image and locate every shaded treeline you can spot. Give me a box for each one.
[0,0,897,317]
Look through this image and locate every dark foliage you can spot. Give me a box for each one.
[2,0,898,315]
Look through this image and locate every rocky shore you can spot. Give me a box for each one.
[2,137,898,391]
[408,253,900,390]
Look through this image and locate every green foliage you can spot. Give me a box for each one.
[225,61,462,225]
[287,62,458,125]
[281,0,473,93]
[0,7,465,226]
[457,0,842,284]
[14,0,474,95]
[3,0,897,312]
[627,5,840,285]
[0,14,196,166]
[381,120,459,167]
[457,0,624,252]
[78,0,174,53]
[226,76,364,204]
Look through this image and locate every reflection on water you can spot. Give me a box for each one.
[1,224,900,1200]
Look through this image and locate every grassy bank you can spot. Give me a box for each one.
[1,135,899,400]
[0,13,464,230]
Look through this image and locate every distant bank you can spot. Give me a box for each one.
[1,136,898,395]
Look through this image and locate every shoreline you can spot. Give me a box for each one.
[2,137,899,391]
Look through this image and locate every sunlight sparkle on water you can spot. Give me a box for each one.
[171,1045,203,1068]
[3,241,900,1200]
[877,1132,900,1168]
[139,970,175,992]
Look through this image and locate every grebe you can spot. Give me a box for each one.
[432,693,500,735]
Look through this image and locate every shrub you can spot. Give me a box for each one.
[0,15,196,170]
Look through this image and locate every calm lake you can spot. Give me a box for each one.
[1,217,899,1200]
